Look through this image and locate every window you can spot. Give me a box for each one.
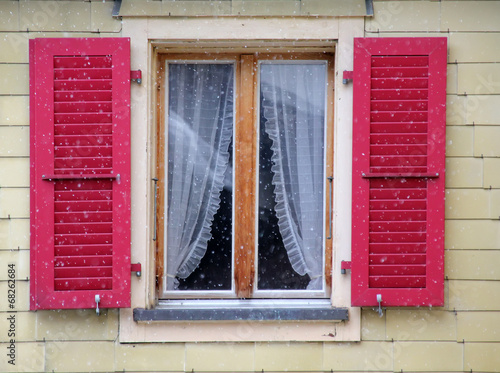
[155,53,334,300]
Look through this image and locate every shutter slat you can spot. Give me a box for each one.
[55,267,113,278]
[371,67,429,78]
[55,212,113,223]
[54,102,113,113]
[371,56,429,67]
[30,38,130,310]
[54,244,113,256]
[55,278,113,291]
[369,243,427,254]
[371,100,428,111]
[55,255,113,267]
[369,276,426,288]
[370,254,426,264]
[369,265,426,276]
[55,91,112,102]
[54,124,112,135]
[371,123,428,134]
[352,37,446,307]
[371,78,428,89]
[54,68,112,80]
[371,89,428,100]
[55,222,113,234]
[54,56,112,68]
[55,135,112,147]
[55,80,112,91]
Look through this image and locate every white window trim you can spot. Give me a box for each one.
[120,17,364,343]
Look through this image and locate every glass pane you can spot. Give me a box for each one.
[258,63,326,291]
[166,63,234,291]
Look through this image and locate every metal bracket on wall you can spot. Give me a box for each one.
[131,70,142,84]
[342,71,353,85]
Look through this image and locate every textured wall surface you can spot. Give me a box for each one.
[0,1,499,372]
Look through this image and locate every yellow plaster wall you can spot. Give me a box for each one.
[0,1,499,372]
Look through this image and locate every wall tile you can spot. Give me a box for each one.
[45,341,114,372]
[0,311,36,343]
[442,1,500,32]
[445,157,483,188]
[449,33,500,63]
[37,309,118,341]
[115,342,185,372]
[323,341,393,372]
[446,95,467,125]
[361,308,387,341]
[474,125,500,157]
[0,96,30,126]
[91,1,122,32]
[255,342,323,371]
[449,280,500,310]
[394,341,463,372]
[466,96,500,125]
[447,63,458,95]
[0,219,29,251]
[445,189,490,219]
[0,1,20,32]
[465,342,500,371]
[484,158,500,188]
[0,126,29,157]
[446,250,500,280]
[458,312,500,342]
[445,219,500,250]
[0,65,28,95]
[0,250,29,281]
[0,281,29,312]
[186,342,255,372]
[0,158,29,188]
[0,188,29,219]
[458,63,500,95]
[386,309,457,341]
[0,33,28,63]
[163,1,232,16]
[446,125,473,157]
[0,342,44,372]
[367,1,440,32]
[20,1,91,32]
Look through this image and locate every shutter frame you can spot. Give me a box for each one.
[30,38,131,310]
[351,37,447,307]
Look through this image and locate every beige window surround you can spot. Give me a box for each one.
[120,16,364,343]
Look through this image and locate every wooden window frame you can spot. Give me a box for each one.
[155,52,334,300]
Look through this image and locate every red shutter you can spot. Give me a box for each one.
[30,38,131,310]
[351,38,446,307]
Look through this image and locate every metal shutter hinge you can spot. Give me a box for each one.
[131,70,142,84]
[341,260,351,274]
[342,71,353,84]
[131,263,142,277]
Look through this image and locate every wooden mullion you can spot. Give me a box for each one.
[155,54,166,296]
[325,54,335,295]
[234,54,257,298]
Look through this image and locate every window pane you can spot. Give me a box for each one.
[258,63,326,291]
[166,63,234,291]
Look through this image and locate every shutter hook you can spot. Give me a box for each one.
[376,294,383,317]
[95,294,101,316]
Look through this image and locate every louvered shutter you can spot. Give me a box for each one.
[351,38,446,307]
[30,38,131,310]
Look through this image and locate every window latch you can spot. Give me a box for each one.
[131,70,142,84]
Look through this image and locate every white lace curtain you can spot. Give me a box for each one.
[166,63,234,290]
[260,63,326,290]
